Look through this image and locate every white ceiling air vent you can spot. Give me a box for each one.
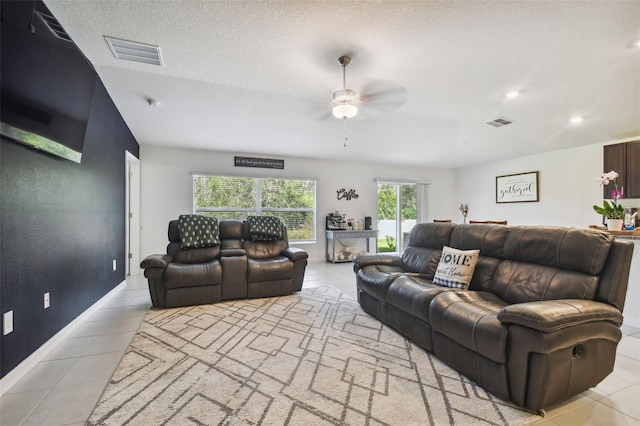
[486,117,514,128]
[104,36,163,66]
[36,11,72,42]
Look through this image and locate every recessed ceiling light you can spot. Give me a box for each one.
[146,98,159,107]
[635,39,640,47]
[570,116,583,124]
[505,91,519,99]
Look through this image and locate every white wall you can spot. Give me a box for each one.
[455,137,640,227]
[141,137,638,262]
[140,146,456,262]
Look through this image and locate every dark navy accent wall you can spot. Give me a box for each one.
[0,5,139,377]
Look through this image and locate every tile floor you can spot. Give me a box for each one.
[0,262,639,425]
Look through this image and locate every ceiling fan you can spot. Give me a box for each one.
[328,55,407,121]
[331,56,362,119]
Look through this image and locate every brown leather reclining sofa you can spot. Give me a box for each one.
[354,222,633,412]
[141,217,308,308]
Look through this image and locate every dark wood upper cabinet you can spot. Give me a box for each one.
[603,141,640,199]
[627,142,640,198]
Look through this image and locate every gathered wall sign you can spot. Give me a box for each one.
[496,171,539,203]
[337,188,359,201]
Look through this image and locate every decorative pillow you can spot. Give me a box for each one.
[432,246,480,290]
[247,216,283,241]
[178,214,220,249]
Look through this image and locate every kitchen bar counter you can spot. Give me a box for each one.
[587,226,640,239]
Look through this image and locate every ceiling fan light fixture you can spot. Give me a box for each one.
[333,102,359,119]
[331,88,362,118]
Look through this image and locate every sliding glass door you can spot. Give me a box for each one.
[377,183,417,253]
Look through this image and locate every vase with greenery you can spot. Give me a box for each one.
[593,171,624,230]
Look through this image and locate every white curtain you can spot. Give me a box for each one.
[416,183,429,223]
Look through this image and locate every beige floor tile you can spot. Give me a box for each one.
[611,354,640,384]
[0,388,49,426]
[83,330,137,356]
[4,358,76,394]
[587,375,635,400]
[21,380,106,426]
[598,383,640,421]
[545,400,640,425]
[56,352,125,387]
[541,393,594,419]
[618,335,640,361]
[42,336,97,361]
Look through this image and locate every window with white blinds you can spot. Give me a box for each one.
[192,175,316,242]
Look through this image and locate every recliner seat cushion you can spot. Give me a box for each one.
[247,257,294,282]
[387,275,455,323]
[429,290,509,364]
[356,265,405,301]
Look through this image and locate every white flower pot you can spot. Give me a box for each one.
[606,219,623,231]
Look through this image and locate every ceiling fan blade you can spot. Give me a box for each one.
[360,79,408,113]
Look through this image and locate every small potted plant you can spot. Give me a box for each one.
[458,203,469,224]
[593,171,624,231]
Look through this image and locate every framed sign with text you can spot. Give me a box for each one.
[496,171,539,203]
[234,156,284,169]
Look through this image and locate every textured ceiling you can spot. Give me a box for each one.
[43,0,640,168]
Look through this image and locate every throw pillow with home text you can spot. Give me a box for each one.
[433,246,480,289]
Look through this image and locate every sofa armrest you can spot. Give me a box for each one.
[353,254,402,273]
[498,299,623,332]
[221,248,247,257]
[140,254,172,270]
[283,247,309,262]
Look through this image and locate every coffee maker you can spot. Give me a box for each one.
[624,208,639,230]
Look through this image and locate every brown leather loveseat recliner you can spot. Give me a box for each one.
[141,216,308,308]
[354,222,634,412]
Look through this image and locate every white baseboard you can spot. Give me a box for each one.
[0,280,127,395]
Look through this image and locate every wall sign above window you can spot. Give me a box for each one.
[234,156,284,170]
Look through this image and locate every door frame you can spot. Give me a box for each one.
[125,151,141,276]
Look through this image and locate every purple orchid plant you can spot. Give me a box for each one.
[593,171,624,220]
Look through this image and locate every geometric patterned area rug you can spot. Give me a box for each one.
[88,287,541,425]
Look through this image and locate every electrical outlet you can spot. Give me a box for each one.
[44,292,50,309]
[3,311,14,335]
[112,259,117,271]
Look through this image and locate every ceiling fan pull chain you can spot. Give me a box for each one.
[343,118,348,147]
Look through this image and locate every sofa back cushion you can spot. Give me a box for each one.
[241,220,288,259]
[491,261,599,303]
[401,223,455,275]
[448,224,511,292]
[167,220,220,264]
[449,224,511,259]
[219,220,243,250]
[243,240,287,259]
[503,226,613,275]
[401,247,442,276]
[490,227,613,303]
